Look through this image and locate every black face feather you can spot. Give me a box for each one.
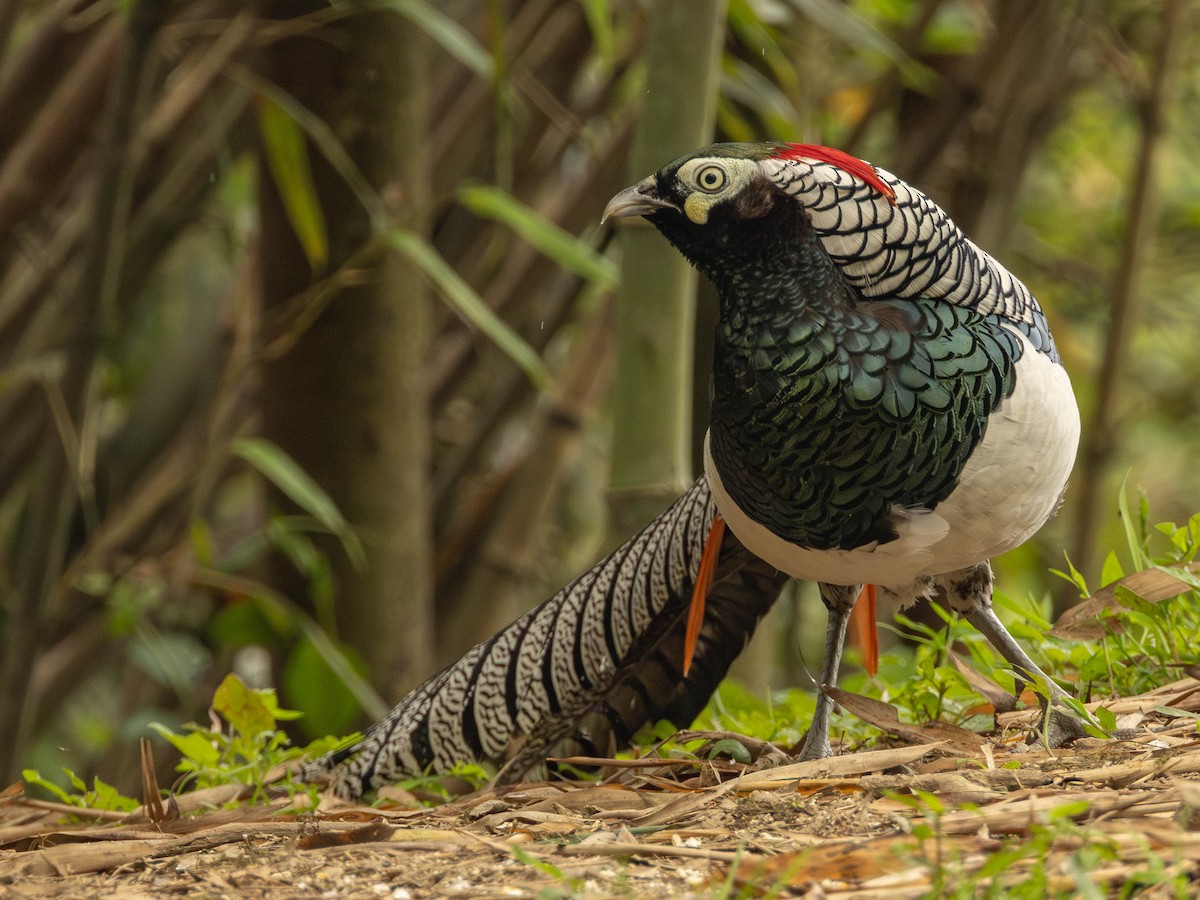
[643,168,857,333]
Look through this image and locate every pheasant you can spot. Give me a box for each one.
[603,142,1081,759]
[306,143,1082,799]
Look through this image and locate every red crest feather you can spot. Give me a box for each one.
[772,144,896,204]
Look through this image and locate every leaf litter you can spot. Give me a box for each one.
[4,678,1200,897]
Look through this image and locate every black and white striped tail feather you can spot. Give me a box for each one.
[303,478,788,800]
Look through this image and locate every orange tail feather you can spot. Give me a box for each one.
[850,583,879,676]
[683,514,725,676]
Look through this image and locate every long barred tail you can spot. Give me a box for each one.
[303,478,788,800]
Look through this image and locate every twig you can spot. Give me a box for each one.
[558,840,746,863]
[0,19,120,242]
[14,798,132,822]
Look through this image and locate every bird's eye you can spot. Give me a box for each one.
[695,165,727,193]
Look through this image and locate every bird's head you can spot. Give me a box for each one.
[604,142,896,285]
[604,142,1057,358]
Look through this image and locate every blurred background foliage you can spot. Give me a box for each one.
[0,0,1196,792]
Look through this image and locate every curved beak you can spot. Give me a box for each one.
[602,178,676,223]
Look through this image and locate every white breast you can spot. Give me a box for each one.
[704,331,1080,594]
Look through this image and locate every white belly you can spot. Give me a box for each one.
[704,333,1080,594]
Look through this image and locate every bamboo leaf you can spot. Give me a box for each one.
[579,0,615,66]
[283,635,369,737]
[193,566,390,721]
[388,229,553,389]
[787,0,934,86]
[727,0,799,92]
[233,437,366,568]
[459,184,618,288]
[257,97,328,272]
[249,76,387,230]
[721,60,803,139]
[371,0,493,78]
[293,615,388,721]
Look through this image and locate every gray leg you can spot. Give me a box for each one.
[798,583,858,760]
[941,562,1084,747]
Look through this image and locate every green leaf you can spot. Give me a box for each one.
[1117,477,1150,570]
[257,97,328,273]
[1051,553,1091,597]
[976,843,1032,879]
[707,738,753,764]
[257,688,304,722]
[294,617,389,721]
[209,600,286,649]
[213,673,276,737]
[721,60,804,141]
[266,518,336,630]
[511,844,567,880]
[579,0,614,66]
[1157,563,1200,590]
[283,636,365,738]
[1047,799,1092,822]
[149,724,222,768]
[1100,550,1124,587]
[389,229,552,389]
[89,776,139,812]
[230,584,389,721]
[233,437,366,568]
[128,628,210,695]
[372,0,493,79]
[22,769,75,804]
[727,0,798,92]
[458,184,618,288]
[249,77,386,230]
[789,0,934,87]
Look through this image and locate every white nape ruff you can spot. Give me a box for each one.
[703,331,1079,599]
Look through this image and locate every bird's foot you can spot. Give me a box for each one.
[1042,704,1087,748]
[795,727,832,761]
[794,686,835,761]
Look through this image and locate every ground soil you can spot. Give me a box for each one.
[4,678,1200,898]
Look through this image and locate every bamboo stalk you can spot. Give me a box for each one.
[606,0,727,542]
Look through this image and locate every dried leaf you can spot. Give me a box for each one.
[296,820,395,849]
[1050,564,1200,640]
[139,738,166,825]
[718,836,924,892]
[949,650,1017,713]
[728,743,946,790]
[826,687,987,756]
